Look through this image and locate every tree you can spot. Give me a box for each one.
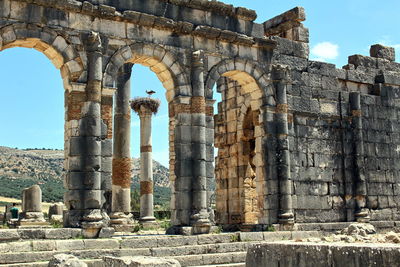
[131,189,140,212]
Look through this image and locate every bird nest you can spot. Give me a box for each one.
[130,97,161,114]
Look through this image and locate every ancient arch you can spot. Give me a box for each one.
[0,23,85,87]
[205,59,275,228]
[104,43,190,102]
[0,23,103,230]
[205,59,272,99]
[104,43,194,229]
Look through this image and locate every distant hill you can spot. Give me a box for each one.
[0,146,170,206]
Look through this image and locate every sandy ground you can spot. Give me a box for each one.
[0,196,55,213]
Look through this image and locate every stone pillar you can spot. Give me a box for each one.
[168,96,193,233]
[350,92,369,222]
[48,203,64,223]
[101,87,116,215]
[19,185,45,223]
[167,51,211,235]
[64,32,108,238]
[273,65,294,226]
[131,98,160,226]
[48,203,64,218]
[190,50,211,234]
[110,63,135,231]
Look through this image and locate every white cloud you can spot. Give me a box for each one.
[311,42,339,62]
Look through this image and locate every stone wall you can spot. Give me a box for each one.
[271,33,400,223]
[246,242,400,267]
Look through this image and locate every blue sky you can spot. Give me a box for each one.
[0,0,399,166]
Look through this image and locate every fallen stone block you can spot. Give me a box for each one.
[48,254,87,267]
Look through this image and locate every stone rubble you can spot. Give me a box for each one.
[48,254,88,267]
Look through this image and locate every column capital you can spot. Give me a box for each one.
[192,50,205,66]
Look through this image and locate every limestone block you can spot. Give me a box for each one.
[18,229,46,239]
[32,240,56,251]
[103,256,181,267]
[98,227,115,238]
[370,44,396,61]
[0,229,20,241]
[0,0,10,18]
[1,26,16,45]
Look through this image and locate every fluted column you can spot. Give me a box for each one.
[131,98,160,226]
[350,92,369,222]
[110,63,134,230]
[273,65,294,226]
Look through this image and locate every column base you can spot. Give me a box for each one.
[110,212,136,232]
[19,212,46,223]
[193,223,211,235]
[82,221,103,238]
[191,211,212,235]
[138,216,157,230]
[278,212,295,226]
[355,209,370,223]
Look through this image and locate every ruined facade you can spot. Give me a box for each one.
[1,0,400,235]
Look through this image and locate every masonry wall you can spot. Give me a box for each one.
[272,35,400,223]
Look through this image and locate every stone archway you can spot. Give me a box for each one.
[104,43,191,228]
[205,59,275,229]
[240,107,260,225]
[104,43,190,102]
[0,23,84,86]
[0,23,109,233]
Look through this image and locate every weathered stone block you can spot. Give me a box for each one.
[103,256,181,267]
[370,44,396,61]
[48,254,87,267]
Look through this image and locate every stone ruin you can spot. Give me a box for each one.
[0,0,399,237]
[19,185,45,224]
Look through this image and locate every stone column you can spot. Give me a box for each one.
[190,50,211,234]
[48,203,64,218]
[110,63,135,231]
[19,185,45,223]
[131,98,160,226]
[273,65,294,226]
[64,32,108,238]
[350,92,369,222]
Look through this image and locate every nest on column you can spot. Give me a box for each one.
[130,97,161,114]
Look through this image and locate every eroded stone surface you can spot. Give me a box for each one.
[48,254,87,267]
[103,256,181,267]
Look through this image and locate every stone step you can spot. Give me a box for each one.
[0,231,322,266]
[172,252,247,267]
[3,252,247,267]
[0,241,255,265]
[0,231,321,254]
